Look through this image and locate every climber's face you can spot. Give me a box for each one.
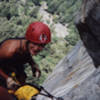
[28,42,45,55]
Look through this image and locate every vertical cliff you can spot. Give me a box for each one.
[37,41,97,100]
[37,1,100,100]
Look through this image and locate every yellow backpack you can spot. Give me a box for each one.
[14,85,40,100]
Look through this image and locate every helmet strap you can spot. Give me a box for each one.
[25,40,30,54]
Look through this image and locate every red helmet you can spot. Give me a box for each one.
[25,22,51,44]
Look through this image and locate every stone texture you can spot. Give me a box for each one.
[37,1,100,99]
[37,41,97,100]
[75,0,100,67]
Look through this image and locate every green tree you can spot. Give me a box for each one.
[0,0,19,20]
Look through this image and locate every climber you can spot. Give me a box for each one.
[0,22,51,89]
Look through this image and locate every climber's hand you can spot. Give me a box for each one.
[32,67,41,78]
[6,77,19,89]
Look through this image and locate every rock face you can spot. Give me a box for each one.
[37,1,100,100]
[37,41,97,100]
[75,0,100,67]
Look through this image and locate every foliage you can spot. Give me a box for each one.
[46,0,82,24]
[65,24,79,46]
[0,0,19,20]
